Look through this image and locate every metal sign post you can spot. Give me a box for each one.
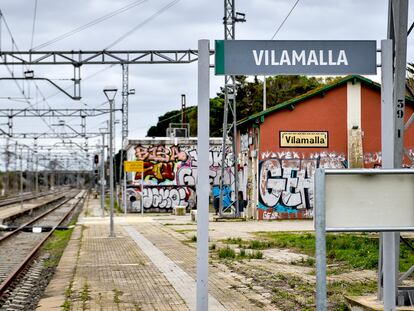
[141,172,144,216]
[381,39,397,310]
[315,169,414,311]
[214,38,378,310]
[123,160,144,215]
[196,39,210,311]
[315,169,326,311]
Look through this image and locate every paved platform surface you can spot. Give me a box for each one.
[37,196,313,310]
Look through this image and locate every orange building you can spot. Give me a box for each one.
[236,75,414,220]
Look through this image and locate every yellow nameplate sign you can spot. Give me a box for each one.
[124,161,144,172]
[280,131,328,148]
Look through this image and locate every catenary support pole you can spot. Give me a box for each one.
[19,147,23,209]
[196,39,210,311]
[123,176,127,215]
[121,63,129,214]
[35,154,39,193]
[381,39,397,310]
[101,133,106,217]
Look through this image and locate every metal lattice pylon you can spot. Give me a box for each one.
[219,0,245,217]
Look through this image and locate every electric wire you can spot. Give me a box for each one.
[408,21,414,36]
[106,0,180,49]
[0,0,181,164]
[32,0,148,50]
[271,0,300,39]
[0,12,88,158]
[30,0,38,50]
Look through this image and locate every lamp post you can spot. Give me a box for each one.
[104,87,117,238]
[99,127,107,217]
[114,119,120,208]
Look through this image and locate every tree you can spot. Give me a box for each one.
[147,75,323,137]
[146,109,185,137]
[217,75,322,121]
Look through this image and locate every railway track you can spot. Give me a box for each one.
[0,189,87,310]
[0,187,70,208]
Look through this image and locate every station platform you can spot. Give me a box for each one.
[0,193,65,225]
[37,196,313,311]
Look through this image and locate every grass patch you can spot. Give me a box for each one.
[191,234,197,242]
[80,282,90,310]
[226,237,243,245]
[105,196,123,214]
[113,288,123,304]
[218,247,236,259]
[245,232,414,271]
[216,246,263,260]
[163,223,195,226]
[175,229,197,233]
[42,228,74,268]
[62,286,72,311]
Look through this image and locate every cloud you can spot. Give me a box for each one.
[0,0,412,163]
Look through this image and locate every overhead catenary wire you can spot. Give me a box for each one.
[106,0,180,49]
[30,0,38,51]
[270,0,300,40]
[0,11,87,153]
[32,0,149,50]
[0,0,181,160]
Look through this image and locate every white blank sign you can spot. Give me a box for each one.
[325,171,414,231]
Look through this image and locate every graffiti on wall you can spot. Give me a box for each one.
[130,144,233,211]
[126,185,196,212]
[212,185,233,210]
[134,145,234,186]
[258,152,347,220]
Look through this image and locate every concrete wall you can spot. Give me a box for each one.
[125,138,232,212]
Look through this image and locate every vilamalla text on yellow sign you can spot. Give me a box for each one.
[124,161,144,172]
[280,131,328,148]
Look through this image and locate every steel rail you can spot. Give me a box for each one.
[0,189,62,207]
[0,190,86,297]
[0,191,77,242]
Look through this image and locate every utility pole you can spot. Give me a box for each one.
[101,132,106,217]
[120,64,135,213]
[181,94,187,124]
[4,138,10,195]
[19,146,23,209]
[380,0,409,309]
[219,0,245,217]
[14,142,18,194]
[34,138,38,193]
[26,148,31,193]
[47,148,51,190]
[35,153,39,193]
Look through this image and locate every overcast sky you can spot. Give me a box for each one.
[0,0,413,168]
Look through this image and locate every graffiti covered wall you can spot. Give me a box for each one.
[126,142,233,212]
[258,151,346,220]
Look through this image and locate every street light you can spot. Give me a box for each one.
[103,87,117,238]
[99,127,108,218]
